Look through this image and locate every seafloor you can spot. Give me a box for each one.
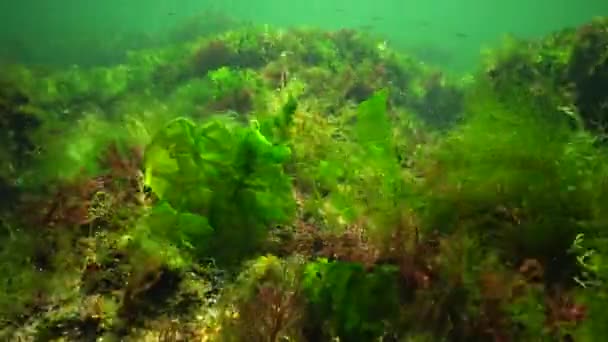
[1,14,608,341]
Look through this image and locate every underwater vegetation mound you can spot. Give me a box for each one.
[2,17,608,341]
[0,23,466,131]
[483,16,608,138]
[0,82,40,189]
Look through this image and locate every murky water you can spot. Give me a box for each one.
[2,0,606,69]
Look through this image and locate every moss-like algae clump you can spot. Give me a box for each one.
[2,14,608,341]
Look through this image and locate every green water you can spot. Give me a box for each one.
[2,0,607,70]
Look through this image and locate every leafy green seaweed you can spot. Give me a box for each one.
[302,259,400,341]
[143,115,295,264]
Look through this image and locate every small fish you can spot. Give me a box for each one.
[167,12,176,16]
[454,32,469,38]
[370,16,384,22]
[358,24,375,31]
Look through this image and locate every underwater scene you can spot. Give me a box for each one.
[1,1,608,341]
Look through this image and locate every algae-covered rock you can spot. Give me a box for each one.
[3,15,608,341]
[484,17,608,136]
